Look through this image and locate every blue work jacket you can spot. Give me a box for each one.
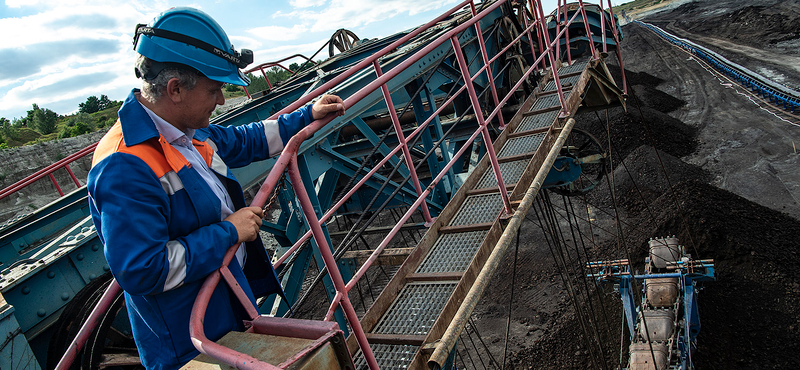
[87,89,312,370]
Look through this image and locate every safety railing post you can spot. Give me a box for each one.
[519,7,541,72]
[576,0,599,59]
[372,60,434,224]
[561,0,573,64]
[531,0,570,118]
[604,0,628,95]
[65,164,81,187]
[469,1,506,129]
[599,0,608,53]
[450,35,513,216]
[48,173,64,196]
[555,0,561,59]
[286,159,379,370]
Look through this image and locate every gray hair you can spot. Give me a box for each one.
[135,55,198,104]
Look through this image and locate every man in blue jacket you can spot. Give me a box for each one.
[87,7,344,370]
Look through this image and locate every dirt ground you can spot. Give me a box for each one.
[465,1,800,369]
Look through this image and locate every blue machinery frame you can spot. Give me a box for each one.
[588,255,715,369]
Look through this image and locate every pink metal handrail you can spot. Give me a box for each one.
[281,1,623,363]
[469,2,506,129]
[373,60,434,223]
[603,0,628,95]
[0,143,95,201]
[576,0,600,59]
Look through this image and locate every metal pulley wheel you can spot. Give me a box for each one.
[329,29,360,57]
[549,128,607,196]
[46,272,140,370]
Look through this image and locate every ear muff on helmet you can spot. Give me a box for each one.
[133,7,252,86]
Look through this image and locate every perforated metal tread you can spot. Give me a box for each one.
[519,109,558,132]
[475,158,529,189]
[544,74,581,91]
[417,230,490,273]
[532,90,572,111]
[498,132,546,158]
[374,282,457,335]
[353,344,419,370]
[557,58,590,75]
[449,193,504,226]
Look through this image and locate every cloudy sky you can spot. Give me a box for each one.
[0,0,622,120]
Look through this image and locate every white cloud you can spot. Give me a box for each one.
[250,37,330,65]
[289,0,327,8]
[247,24,309,41]
[274,0,461,34]
[0,51,138,118]
[229,35,262,53]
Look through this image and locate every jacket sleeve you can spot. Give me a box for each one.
[204,104,313,168]
[88,153,240,296]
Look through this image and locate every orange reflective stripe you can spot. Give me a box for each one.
[91,119,193,179]
[192,139,214,168]
[92,121,124,167]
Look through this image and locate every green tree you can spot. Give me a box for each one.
[79,95,100,113]
[68,112,96,129]
[32,105,58,134]
[73,121,90,136]
[0,118,7,145]
[2,117,18,141]
[79,94,115,114]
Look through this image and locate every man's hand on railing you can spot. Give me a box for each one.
[311,94,346,120]
[224,206,264,243]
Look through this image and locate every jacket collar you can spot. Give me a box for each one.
[118,89,160,146]
[118,88,213,144]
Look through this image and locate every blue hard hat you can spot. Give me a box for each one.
[133,7,252,86]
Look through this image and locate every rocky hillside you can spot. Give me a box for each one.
[0,130,106,223]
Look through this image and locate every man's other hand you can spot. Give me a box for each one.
[224,207,264,243]
[311,94,346,120]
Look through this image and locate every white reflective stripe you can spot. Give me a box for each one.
[263,119,284,156]
[159,171,184,195]
[210,151,228,175]
[205,138,218,152]
[164,240,187,291]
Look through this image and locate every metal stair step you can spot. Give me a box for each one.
[544,74,581,91]
[519,109,559,132]
[558,58,590,75]
[353,344,418,370]
[532,90,572,111]
[449,193,505,226]
[475,158,529,189]
[417,230,490,274]
[498,132,546,158]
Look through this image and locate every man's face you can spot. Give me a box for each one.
[175,76,225,131]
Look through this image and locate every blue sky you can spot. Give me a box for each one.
[0,0,626,120]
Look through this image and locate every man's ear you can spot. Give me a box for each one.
[165,78,183,103]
